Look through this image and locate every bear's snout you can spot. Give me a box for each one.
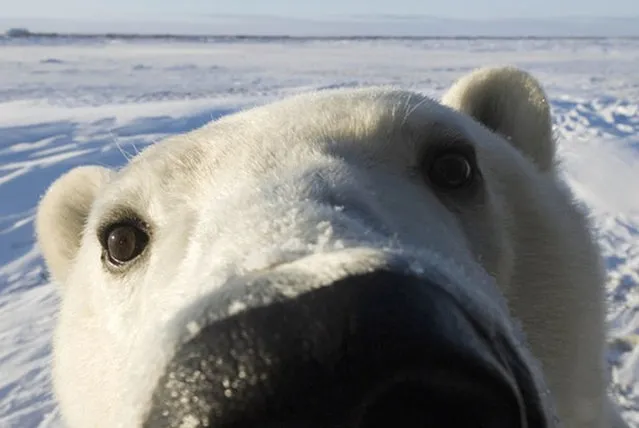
[144,268,540,428]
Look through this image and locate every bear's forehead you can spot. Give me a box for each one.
[103,88,494,207]
[130,88,479,171]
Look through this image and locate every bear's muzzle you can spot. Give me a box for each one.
[144,266,552,428]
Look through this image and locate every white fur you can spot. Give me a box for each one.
[36,66,627,428]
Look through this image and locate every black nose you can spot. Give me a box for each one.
[145,269,524,428]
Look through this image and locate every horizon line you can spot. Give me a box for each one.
[4,13,639,21]
[4,31,639,40]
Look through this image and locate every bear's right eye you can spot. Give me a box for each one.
[102,223,149,266]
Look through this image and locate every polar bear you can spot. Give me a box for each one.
[36,66,629,428]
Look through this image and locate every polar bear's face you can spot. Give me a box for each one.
[37,68,566,427]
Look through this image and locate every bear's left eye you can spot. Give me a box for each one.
[102,223,149,266]
[426,149,477,190]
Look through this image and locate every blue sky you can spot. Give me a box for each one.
[4,0,639,20]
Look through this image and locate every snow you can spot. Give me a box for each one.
[0,36,638,427]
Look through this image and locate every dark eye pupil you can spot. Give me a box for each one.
[107,226,139,263]
[430,153,473,189]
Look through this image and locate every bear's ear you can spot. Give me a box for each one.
[36,166,112,285]
[441,66,555,172]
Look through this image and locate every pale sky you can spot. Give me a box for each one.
[2,0,638,21]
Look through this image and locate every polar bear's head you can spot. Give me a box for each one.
[37,67,586,427]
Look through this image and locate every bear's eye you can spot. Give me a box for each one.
[427,149,476,190]
[104,224,149,266]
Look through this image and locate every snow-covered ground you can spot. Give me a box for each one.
[0,37,638,427]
